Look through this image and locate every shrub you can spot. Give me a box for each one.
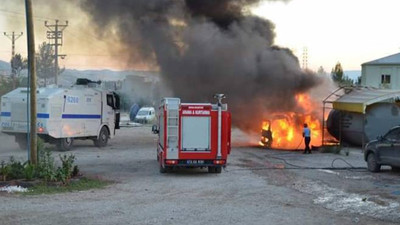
[37,149,56,182]
[24,163,36,181]
[56,154,76,185]
[1,161,11,181]
[8,156,25,180]
[37,137,45,153]
[1,146,79,185]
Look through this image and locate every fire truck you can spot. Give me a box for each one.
[152,94,231,173]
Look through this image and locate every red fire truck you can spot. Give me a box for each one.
[152,94,231,173]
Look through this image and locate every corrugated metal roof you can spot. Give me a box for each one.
[362,52,400,65]
[332,87,400,114]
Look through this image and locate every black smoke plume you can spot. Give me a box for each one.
[79,0,322,132]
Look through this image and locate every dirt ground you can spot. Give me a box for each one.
[0,127,399,225]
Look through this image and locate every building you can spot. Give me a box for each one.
[361,52,400,89]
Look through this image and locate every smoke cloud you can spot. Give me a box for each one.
[78,0,322,132]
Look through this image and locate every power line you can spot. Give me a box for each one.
[3,31,23,59]
[0,8,65,21]
[45,20,68,85]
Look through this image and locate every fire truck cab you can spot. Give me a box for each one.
[153,95,231,173]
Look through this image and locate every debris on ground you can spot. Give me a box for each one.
[0,185,29,193]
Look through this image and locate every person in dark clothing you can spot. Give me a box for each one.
[302,123,311,154]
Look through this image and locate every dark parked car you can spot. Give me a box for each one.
[364,126,400,172]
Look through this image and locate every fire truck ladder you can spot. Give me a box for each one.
[166,98,180,159]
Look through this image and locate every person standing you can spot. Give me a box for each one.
[302,123,311,154]
[264,124,273,148]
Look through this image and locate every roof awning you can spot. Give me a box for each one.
[332,87,400,114]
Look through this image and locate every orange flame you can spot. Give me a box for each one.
[259,93,322,150]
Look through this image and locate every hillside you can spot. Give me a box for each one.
[0,60,10,74]
[344,70,361,81]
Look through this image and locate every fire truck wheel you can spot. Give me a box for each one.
[159,164,167,173]
[57,138,74,151]
[208,166,222,173]
[94,127,109,148]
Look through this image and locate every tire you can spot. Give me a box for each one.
[15,135,28,150]
[17,141,27,150]
[215,166,222,173]
[94,126,109,148]
[208,166,215,173]
[391,166,400,172]
[159,163,167,173]
[367,153,381,172]
[56,137,74,151]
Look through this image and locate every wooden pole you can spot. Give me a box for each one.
[25,0,37,165]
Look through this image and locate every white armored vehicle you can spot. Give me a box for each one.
[0,79,120,151]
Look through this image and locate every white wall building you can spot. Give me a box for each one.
[361,53,400,89]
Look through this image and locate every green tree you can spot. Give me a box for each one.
[331,62,353,86]
[356,76,361,85]
[331,62,344,82]
[317,66,327,76]
[36,42,64,87]
[0,78,14,98]
[10,53,27,89]
[36,42,54,87]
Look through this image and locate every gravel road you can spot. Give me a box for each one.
[0,127,399,225]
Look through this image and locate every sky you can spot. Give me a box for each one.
[0,0,127,70]
[0,0,400,71]
[252,0,400,71]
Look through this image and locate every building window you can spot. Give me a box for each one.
[381,74,391,84]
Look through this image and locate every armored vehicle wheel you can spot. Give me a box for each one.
[57,137,74,151]
[94,126,109,148]
[15,134,28,150]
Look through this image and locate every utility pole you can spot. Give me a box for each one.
[4,32,23,89]
[44,20,68,85]
[302,47,308,70]
[4,32,23,58]
[25,0,37,165]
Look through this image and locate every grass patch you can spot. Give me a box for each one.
[23,177,111,195]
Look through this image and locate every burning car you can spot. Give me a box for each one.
[258,94,322,150]
[260,121,273,148]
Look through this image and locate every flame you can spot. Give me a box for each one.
[259,93,322,150]
[261,120,270,130]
